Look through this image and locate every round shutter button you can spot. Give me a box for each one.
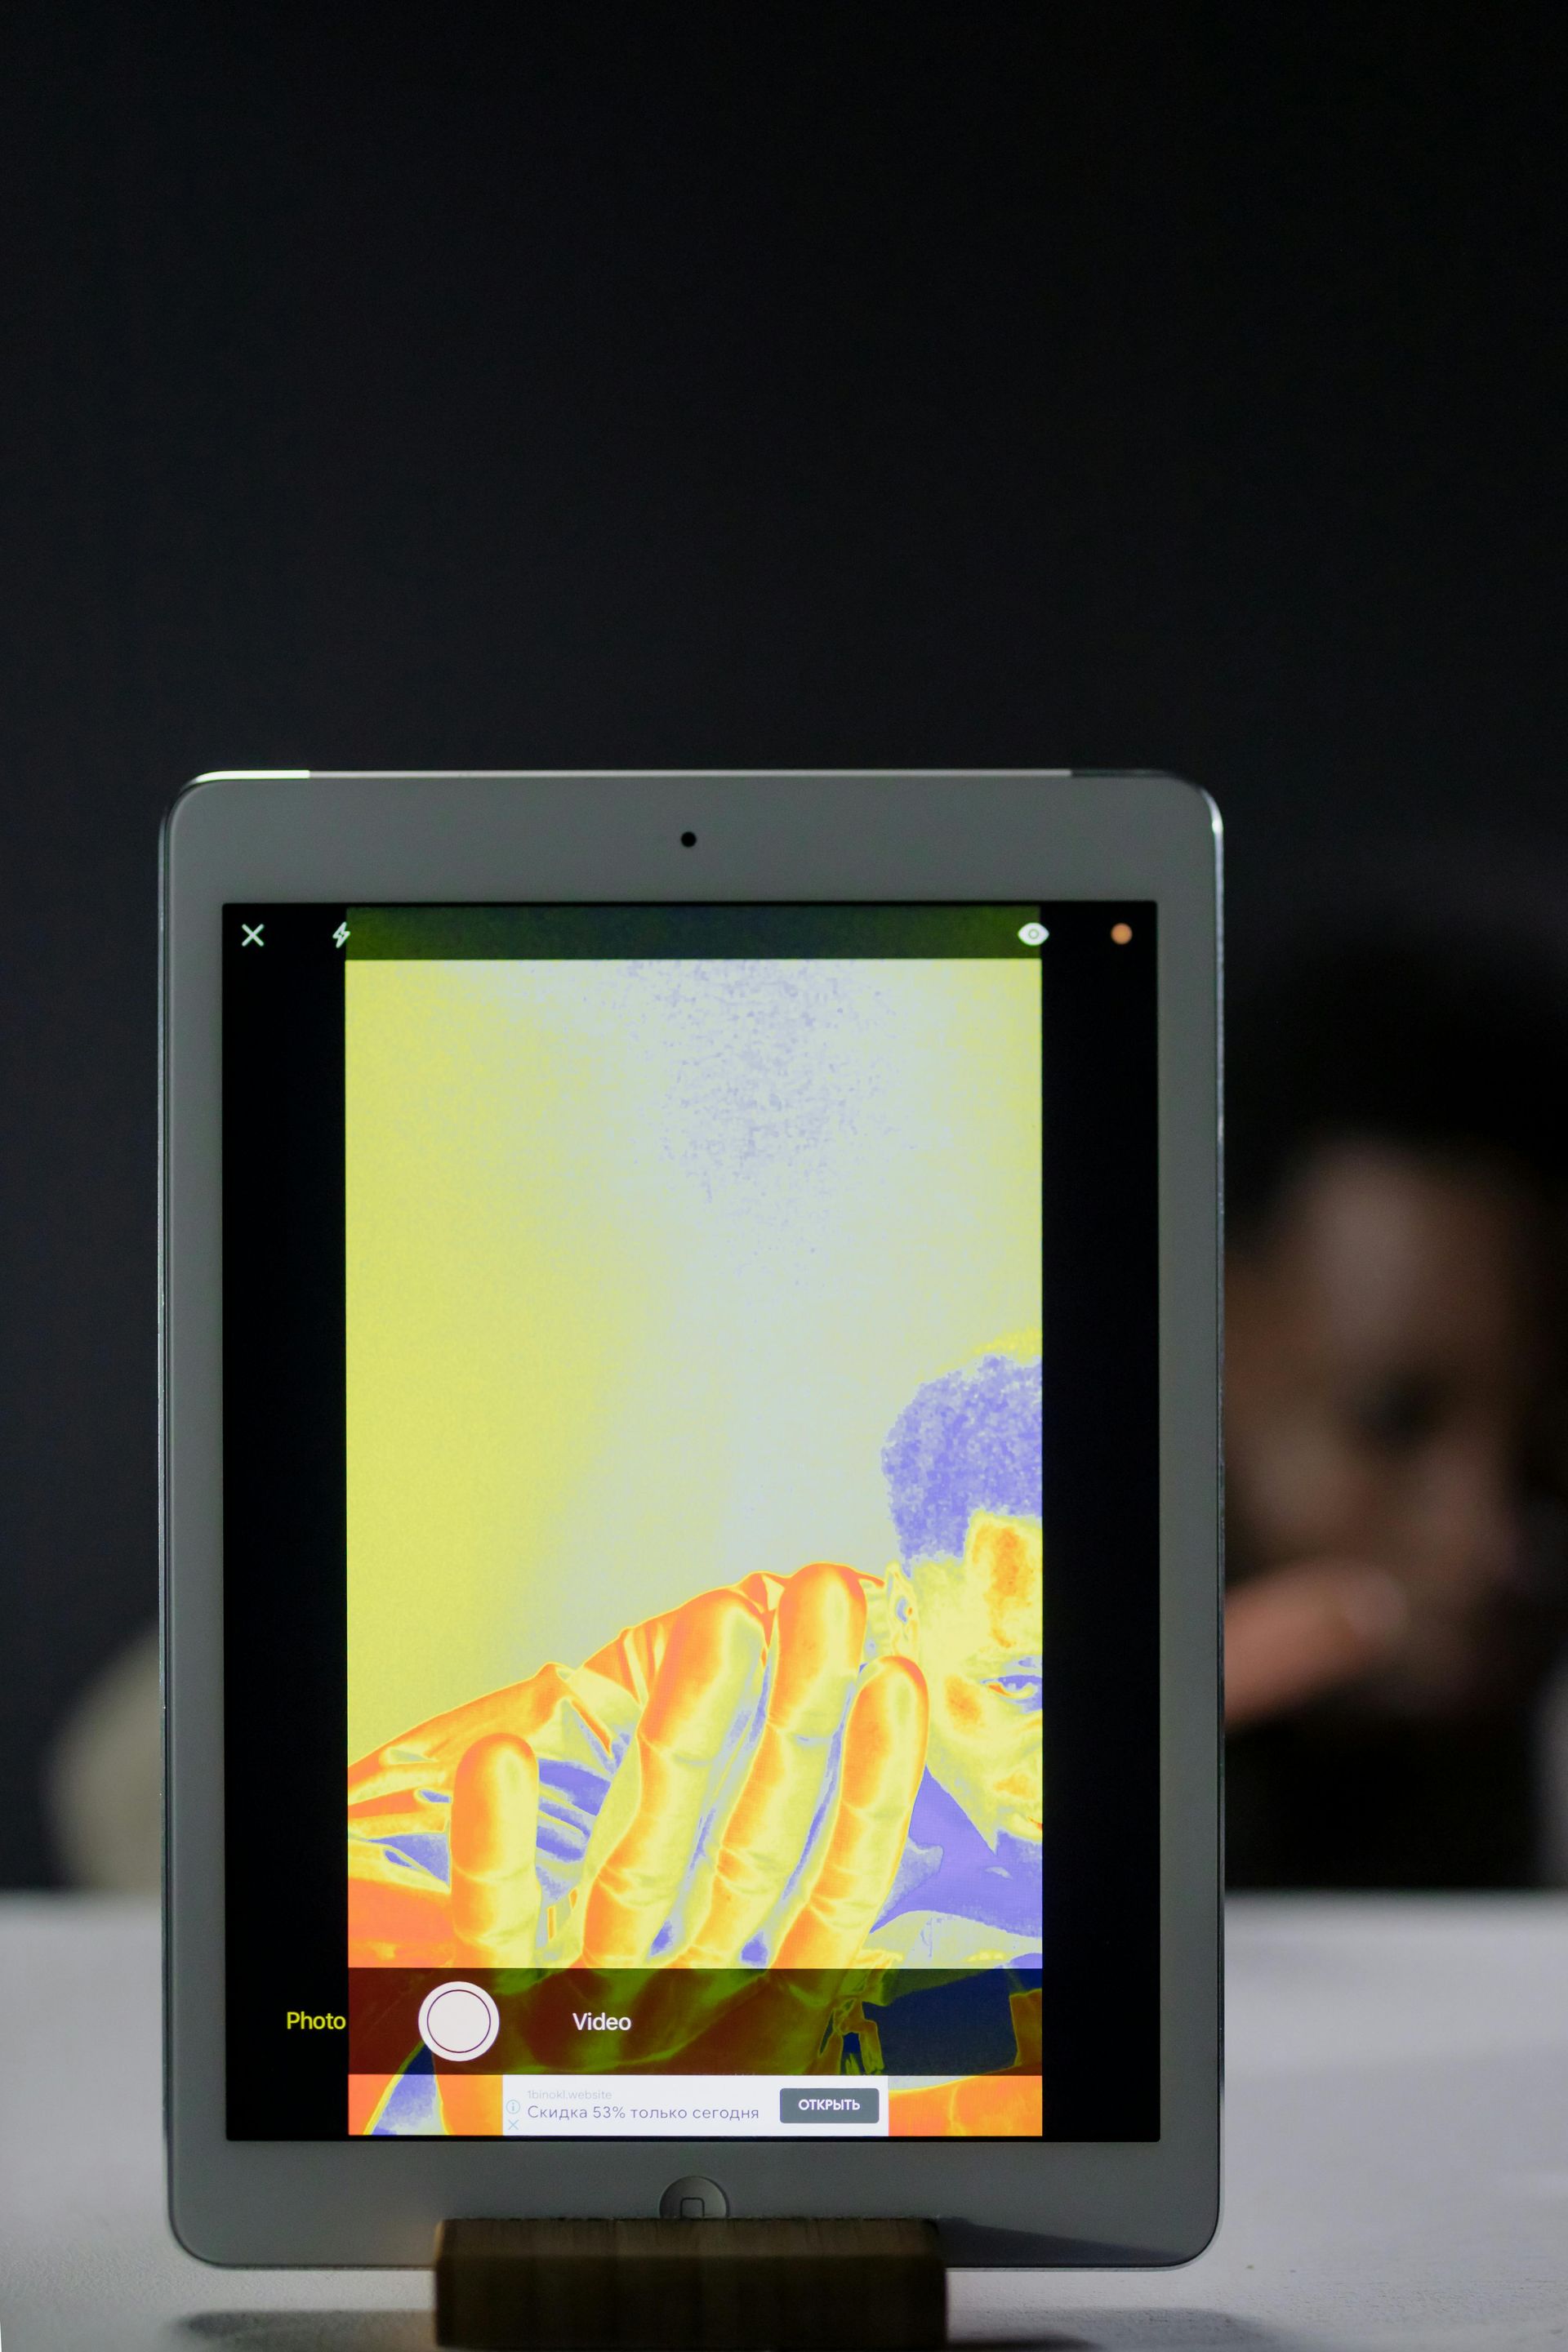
[417,1980,501,2062]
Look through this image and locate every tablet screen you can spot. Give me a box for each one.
[221,904,1158,2143]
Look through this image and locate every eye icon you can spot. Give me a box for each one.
[1018,922,1048,947]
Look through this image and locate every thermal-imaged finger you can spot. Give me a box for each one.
[436,2071,505,2136]
[450,1732,541,1962]
[775,1657,928,1967]
[581,1588,767,1965]
[686,1561,867,1964]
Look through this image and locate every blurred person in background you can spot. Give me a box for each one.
[1224,930,1568,1886]
[47,1626,159,1894]
[48,928,1568,1895]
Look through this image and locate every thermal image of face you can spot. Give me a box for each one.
[881,1351,1045,1855]
[900,1517,1045,1848]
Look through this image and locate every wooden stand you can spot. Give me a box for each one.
[434,2216,947,2350]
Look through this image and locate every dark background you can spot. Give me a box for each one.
[3,2,1566,1884]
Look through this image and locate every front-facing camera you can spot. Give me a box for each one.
[680,831,697,847]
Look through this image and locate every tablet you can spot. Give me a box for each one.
[162,770,1220,2269]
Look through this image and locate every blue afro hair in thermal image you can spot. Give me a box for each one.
[881,1351,1043,1566]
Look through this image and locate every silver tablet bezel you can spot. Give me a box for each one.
[163,770,1221,2268]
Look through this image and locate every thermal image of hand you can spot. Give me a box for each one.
[581,1585,772,1964]
[444,1563,929,1971]
[448,1731,543,1956]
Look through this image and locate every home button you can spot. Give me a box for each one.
[660,2174,728,2220]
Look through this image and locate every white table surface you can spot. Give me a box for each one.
[2,1895,1566,2351]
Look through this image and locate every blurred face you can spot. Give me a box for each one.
[905,1512,1043,1846]
[1227,1141,1566,1717]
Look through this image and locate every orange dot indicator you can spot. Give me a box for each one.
[1111,922,1133,946]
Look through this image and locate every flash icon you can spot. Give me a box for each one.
[333,923,350,949]
[1018,921,1048,946]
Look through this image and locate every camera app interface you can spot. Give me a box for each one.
[224,903,1157,2144]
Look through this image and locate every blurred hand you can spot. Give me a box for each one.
[1225,1560,1410,1731]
